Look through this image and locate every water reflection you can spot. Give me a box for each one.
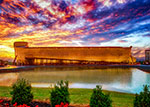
[19,67,132,84]
[0,73,19,86]
[131,69,150,93]
[0,66,150,93]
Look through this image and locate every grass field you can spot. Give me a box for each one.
[0,86,135,107]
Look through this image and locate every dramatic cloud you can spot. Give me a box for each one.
[0,0,150,61]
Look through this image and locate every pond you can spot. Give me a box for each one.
[0,66,150,94]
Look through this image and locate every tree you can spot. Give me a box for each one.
[50,80,70,107]
[10,79,33,105]
[134,85,150,107]
[90,85,112,107]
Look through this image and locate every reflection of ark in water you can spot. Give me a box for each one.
[14,42,136,65]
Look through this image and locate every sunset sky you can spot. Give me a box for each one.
[0,0,150,61]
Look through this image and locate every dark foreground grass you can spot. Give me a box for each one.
[0,86,135,107]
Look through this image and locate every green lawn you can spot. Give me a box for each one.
[0,86,135,107]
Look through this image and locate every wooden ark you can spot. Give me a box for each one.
[14,42,136,65]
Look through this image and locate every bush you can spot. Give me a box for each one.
[90,85,112,107]
[50,80,70,107]
[10,79,33,105]
[134,85,150,107]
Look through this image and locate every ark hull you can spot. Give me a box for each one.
[14,42,136,65]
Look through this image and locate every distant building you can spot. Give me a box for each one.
[13,42,136,65]
[145,50,150,63]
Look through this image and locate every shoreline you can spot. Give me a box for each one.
[0,64,150,72]
[0,85,135,95]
